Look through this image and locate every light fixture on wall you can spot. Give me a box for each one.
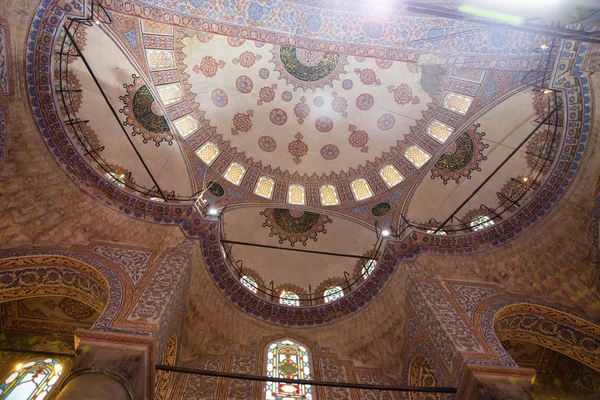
[381,229,391,237]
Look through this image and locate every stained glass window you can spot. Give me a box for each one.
[323,286,343,303]
[0,359,63,400]
[255,176,275,199]
[265,340,312,400]
[223,162,246,186]
[426,120,454,143]
[350,178,373,201]
[157,83,183,106]
[470,215,495,231]
[279,292,300,307]
[174,115,199,138]
[319,185,340,206]
[379,165,404,188]
[288,185,306,205]
[426,229,447,235]
[404,145,431,169]
[443,93,473,115]
[362,260,376,279]
[195,141,220,166]
[105,172,125,188]
[149,196,166,203]
[240,275,257,293]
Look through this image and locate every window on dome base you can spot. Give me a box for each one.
[279,291,300,307]
[323,286,344,303]
[173,114,199,138]
[426,120,454,143]
[223,162,246,186]
[195,141,220,166]
[157,83,184,106]
[240,275,257,293]
[404,145,431,169]
[470,215,495,231]
[443,92,473,115]
[105,172,125,188]
[319,185,340,206]
[426,229,447,235]
[362,259,376,279]
[288,184,306,205]
[350,178,373,201]
[0,359,63,400]
[265,340,312,400]
[254,176,275,199]
[378,164,404,188]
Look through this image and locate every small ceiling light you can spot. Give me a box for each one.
[15,363,23,371]
[94,18,100,25]
[522,176,529,183]
[207,208,219,216]
[540,44,548,50]
[381,229,391,237]
[542,89,553,94]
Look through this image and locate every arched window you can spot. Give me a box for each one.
[279,291,300,306]
[265,340,312,400]
[323,286,344,303]
[426,229,447,235]
[0,359,63,400]
[105,172,125,188]
[362,260,376,279]
[470,215,494,231]
[240,275,258,293]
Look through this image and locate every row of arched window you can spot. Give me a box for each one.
[0,359,63,399]
[427,215,495,235]
[240,260,377,304]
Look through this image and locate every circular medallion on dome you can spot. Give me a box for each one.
[206,181,225,197]
[272,45,348,91]
[371,202,391,217]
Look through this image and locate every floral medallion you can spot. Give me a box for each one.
[313,96,324,107]
[377,114,395,131]
[320,144,339,160]
[355,68,381,85]
[257,84,278,105]
[260,208,333,246]
[342,79,353,90]
[348,124,369,153]
[192,56,225,78]
[376,59,393,69]
[258,136,277,152]
[236,75,254,94]
[430,125,489,184]
[259,68,270,79]
[211,89,228,107]
[58,297,96,320]
[293,96,310,124]
[271,45,348,91]
[269,108,288,125]
[315,116,333,133]
[281,91,293,102]
[356,93,374,111]
[388,84,420,105]
[233,51,262,68]
[231,110,254,135]
[227,36,245,47]
[331,92,348,117]
[196,31,213,43]
[288,133,308,164]
[119,75,173,145]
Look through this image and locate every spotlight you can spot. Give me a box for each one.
[94,18,100,25]
[381,229,391,237]
[522,176,529,183]
[208,208,219,216]
[15,363,23,371]
[540,44,549,50]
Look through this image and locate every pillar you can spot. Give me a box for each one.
[57,373,130,400]
[456,364,535,400]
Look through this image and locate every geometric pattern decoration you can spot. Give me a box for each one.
[260,208,332,247]
[240,275,258,293]
[223,162,246,185]
[287,184,306,205]
[195,141,220,166]
[319,184,340,206]
[146,49,175,70]
[425,120,454,143]
[173,114,199,138]
[430,125,489,184]
[254,176,275,199]
[92,244,153,287]
[0,359,63,400]
[350,178,373,201]
[265,340,312,400]
[442,92,473,115]
[379,164,404,188]
[324,286,344,303]
[157,83,184,106]
[404,145,431,169]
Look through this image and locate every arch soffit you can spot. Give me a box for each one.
[405,341,449,386]
[0,249,126,330]
[479,299,600,372]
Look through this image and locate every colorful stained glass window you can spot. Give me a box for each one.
[157,83,183,106]
[265,340,312,400]
[470,215,495,231]
[319,185,340,206]
[240,275,257,293]
[323,286,343,303]
[279,292,300,307]
[362,260,376,279]
[350,179,373,201]
[195,141,220,166]
[174,115,199,138]
[0,359,63,400]
[426,120,454,143]
[288,185,306,205]
[404,145,431,169]
[378,165,404,188]
[105,172,125,188]
[255,176,275,199]
[443,93,473,115]
[223,162,246,186]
